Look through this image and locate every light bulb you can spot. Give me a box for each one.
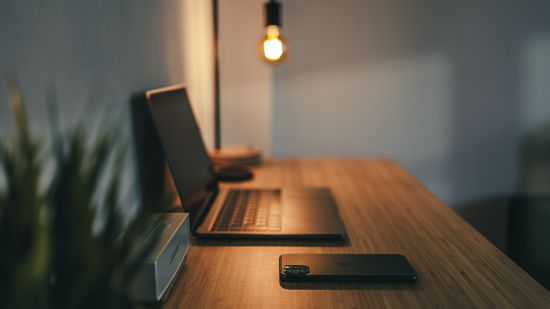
[260,0,287,64]
[260,25,287,63]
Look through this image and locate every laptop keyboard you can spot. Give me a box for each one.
[212,189,281,232]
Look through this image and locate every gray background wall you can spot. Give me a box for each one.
[271,0,550,208]
[0,0,187,130]
[1,0,550,233]
[0,0,189,215]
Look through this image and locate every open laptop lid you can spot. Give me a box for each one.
[146,84,217,229]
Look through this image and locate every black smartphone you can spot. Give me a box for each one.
[279,254,418,282]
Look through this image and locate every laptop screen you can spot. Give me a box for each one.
[146,85,215,214]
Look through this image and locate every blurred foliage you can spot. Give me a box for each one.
[0,82,154,308]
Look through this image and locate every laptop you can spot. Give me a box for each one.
[146,84,347,239]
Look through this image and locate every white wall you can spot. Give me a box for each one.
[2,0,550,210]
[0,0,189,130]
[219,0,273,154]
[269,0,550,206]
[0,0,190,214]
[182,0,215,148]
[218,0,550,207]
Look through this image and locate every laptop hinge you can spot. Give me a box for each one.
[190,186,219,232]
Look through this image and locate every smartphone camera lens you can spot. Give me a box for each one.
[282,265,310,277]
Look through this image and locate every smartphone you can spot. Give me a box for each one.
[279,254,418,282]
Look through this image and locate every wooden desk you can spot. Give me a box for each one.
[162,159,550,308]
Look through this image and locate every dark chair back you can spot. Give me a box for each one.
[508,195,550,289]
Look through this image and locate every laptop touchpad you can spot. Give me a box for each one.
[282,188,343,231]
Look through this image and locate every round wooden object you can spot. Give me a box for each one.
[209,145,262,166]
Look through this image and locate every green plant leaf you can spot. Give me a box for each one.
[2,82,169,309]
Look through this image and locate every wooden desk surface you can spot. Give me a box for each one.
[162,159,550,308]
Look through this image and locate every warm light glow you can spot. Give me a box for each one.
[263,38,284,61]
[260,25,287,63]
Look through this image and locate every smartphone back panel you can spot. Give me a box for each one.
[279,254,418,282]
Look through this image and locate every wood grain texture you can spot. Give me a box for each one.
[160,159,550,308]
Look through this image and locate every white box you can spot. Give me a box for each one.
[128,212,190,302]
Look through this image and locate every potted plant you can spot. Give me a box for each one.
[0,82,156,308]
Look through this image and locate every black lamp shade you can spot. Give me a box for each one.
[265,0,282,27]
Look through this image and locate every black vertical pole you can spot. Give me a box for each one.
[213,0,221,150]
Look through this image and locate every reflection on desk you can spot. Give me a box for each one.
[160,159,550,308]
